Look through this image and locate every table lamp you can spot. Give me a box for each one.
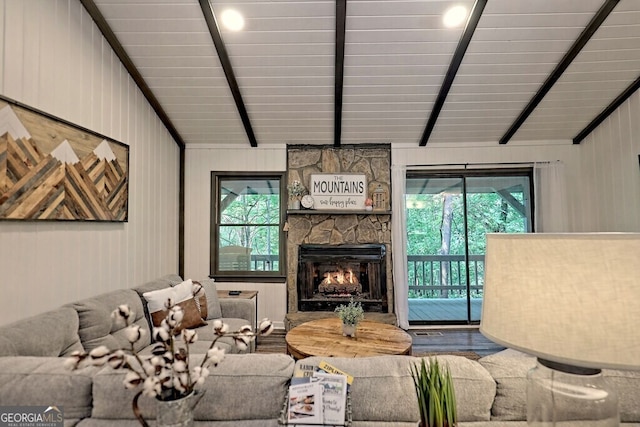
[480,233,640,426]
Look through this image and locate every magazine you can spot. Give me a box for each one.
[316,360,354,390]
[291,361,317,385]
[286,360,353,425]
[312,372,348,426]
[287,382,324,425]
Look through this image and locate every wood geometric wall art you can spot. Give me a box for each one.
[0,96,129,221]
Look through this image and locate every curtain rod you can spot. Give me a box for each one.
[405,160,561,169]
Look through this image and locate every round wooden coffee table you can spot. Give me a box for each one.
[285,317,412,359]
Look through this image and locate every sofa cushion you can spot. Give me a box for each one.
[295,355,495,423]
[433,355,497,422]
[132,274,183,295]
[0,306,83,357]
[0,356,98,419]
[186,317,254,354]
[91,354,294,421]
[478,349,535,421]
[480,349,640,423]
[70,289,150,353]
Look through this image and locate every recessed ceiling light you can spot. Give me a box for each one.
[443,5,468,28]
[221,9,244,31]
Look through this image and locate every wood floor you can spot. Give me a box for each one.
[409,328,505,357]
[257,327,505,358]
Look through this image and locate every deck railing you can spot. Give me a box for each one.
[408,254,485,298]
[250,254,486,298]
[250,254,279,271]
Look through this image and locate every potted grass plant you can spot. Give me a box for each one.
[410,357,458,427]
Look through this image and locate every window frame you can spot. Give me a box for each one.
[405,167,534,325]
[210,171,287,282]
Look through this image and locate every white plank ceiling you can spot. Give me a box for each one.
[90,0,640,147]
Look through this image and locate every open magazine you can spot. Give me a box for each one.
[287,382,324,425]
[282,360,352,426]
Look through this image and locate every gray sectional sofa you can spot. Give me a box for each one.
[1,275,639,426]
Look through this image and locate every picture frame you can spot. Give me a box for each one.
[0,95,129,222]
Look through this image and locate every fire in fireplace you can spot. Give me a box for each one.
[319,266,362,294]
[297,244,387,312]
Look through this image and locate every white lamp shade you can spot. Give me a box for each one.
[480,233,640,371]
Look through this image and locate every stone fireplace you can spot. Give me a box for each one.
[297,243,387,312]
[285,144,394,322]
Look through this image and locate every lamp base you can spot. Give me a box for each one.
[527,358,618,427]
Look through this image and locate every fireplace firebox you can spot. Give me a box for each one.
[297,244,387,312]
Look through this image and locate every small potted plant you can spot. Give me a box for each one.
[410,357,457,427]
[334,298,364,337]
[287,180,306,209]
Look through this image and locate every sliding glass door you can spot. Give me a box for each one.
[406,169,533,325]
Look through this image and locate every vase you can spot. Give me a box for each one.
[155,391,200,427]
[289,199,301,210]
[342,323,357,337]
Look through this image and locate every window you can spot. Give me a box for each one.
[210,172,286,281]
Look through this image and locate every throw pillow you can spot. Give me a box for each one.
[172,279,209,320]
[143,281,207,334]
[149,297,207,334]
[192,281,208,319]
[172,279,196,302]
[143,286,176,314]
[198,278,223,319]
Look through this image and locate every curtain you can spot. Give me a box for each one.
[391,164,409,329]
[534,161,569,232]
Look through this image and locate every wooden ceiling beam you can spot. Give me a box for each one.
[499,0,620,145]
[334,0,347,147]
[79,0,186,150]
[199,0,258,147]
[573,75,640,144]
[419,0,487,147]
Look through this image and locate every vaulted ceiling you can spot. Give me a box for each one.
[83,0,640,149]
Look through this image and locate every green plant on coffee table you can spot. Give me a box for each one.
[410,357,457,427]
[334,297,364,326]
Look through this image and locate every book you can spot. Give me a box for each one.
[312,372,348,426]
[287,382,324,425]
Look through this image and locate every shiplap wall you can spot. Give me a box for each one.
[183,146,287,327]
[577,91,640,232]
[0,0,180,326]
